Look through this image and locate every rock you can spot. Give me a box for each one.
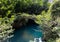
[12,15,39,30]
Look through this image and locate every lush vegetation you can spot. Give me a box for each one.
[0,0,60,42]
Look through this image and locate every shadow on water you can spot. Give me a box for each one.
[10,24,43,42]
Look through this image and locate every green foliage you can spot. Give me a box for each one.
[35,11,51,25]
[0,23,14,40]
[0,1,16,40]
[34,0,60,42]
[0,0,17,18]
[52,0,60,17]
[14,0,48,14]
[0,17,15,41]
[0,0,60,42]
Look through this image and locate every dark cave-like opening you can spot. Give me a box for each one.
[26,19,39,26]
[12,18,39,30]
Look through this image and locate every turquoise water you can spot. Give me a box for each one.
[10,25,43,42]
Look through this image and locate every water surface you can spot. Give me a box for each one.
[10,25,43,42]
